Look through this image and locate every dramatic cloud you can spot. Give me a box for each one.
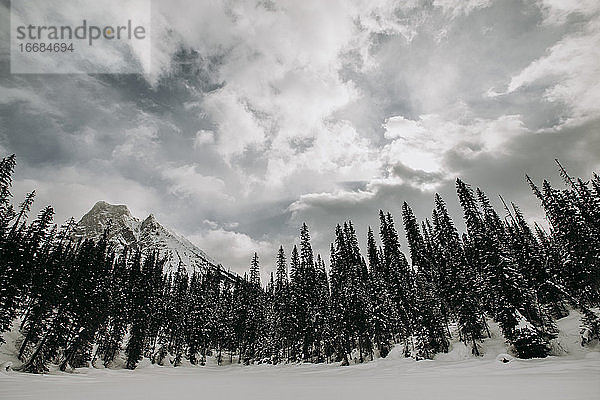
[1,0,599,275]
[504,19,600,125]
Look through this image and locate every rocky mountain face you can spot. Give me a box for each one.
[76,201,235,279]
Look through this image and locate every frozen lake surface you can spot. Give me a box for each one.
[1,354,599,400]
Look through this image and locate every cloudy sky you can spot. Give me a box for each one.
[1,0,599,279]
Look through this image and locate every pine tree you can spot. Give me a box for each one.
[329,225,352,365]
[185,271,205,365]
[272,246,290,362]
[231,277,248,363]
[402,202,449,358]
[378,210,412,341]
[125,250,147,369]
[329,222,373,364]
[0,191,37,342]
[432,193,486,355]
[298,223,319,361]
[510,312,552,359]
[95,248,129,367]
[216,277,235,364]
[313,254,330,363]
[250,252,261,287]
[366,227,396,358]
[0,154,16,239]
[234,256,266,364]
[288,225,320,362]
[505,202,559,337]
[170,263,189,366]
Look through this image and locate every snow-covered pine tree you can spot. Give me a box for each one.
[272,246,290,362]
[329,222,373,364]
[250,252,261,287]
[94,247,130,367]
[231,277,247,363]
[170,263,190,366]
[456,179,491,310]
[0,189,36,343]
[509,312,552,359]
[505,202,559,338]
[292,223,324,361]
[203,269,224,364]
[185,271,206,365]
[0,154,16,239]
[329,225,351,365]
[378,210,412,342]
[236,254,266,364]
[402,202,449,359]
[288,244,301,361]
[366,226,396,358]
[345,221,373,362]
[313,254,331,363]
[580,308,600,346]
[125,250,147,369]
[432,193,486,356]
[216,277,235,364]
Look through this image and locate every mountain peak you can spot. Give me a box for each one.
[141,213,161,231]
[76,201,231,279]
[144,213,157,222]
[88,200,132,217]
[77,201,138,246]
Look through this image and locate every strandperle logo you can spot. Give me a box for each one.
[15,20,147,46]
[10,0,151,74]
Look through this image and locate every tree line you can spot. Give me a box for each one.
[0,154,599,372]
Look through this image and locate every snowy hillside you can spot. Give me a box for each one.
[76,201,233,278]
[1,310,598,400]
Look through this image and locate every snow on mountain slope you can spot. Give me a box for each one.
[76,201,233,278]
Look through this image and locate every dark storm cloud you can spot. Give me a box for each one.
[1,0,599,276]
[390,163,447,187]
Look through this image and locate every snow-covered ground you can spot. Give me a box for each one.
[1,311,598,400]
[1,354,598,400]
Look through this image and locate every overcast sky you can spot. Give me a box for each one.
[1,0,599,280]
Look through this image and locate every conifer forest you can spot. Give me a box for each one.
[1,154,599,374]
